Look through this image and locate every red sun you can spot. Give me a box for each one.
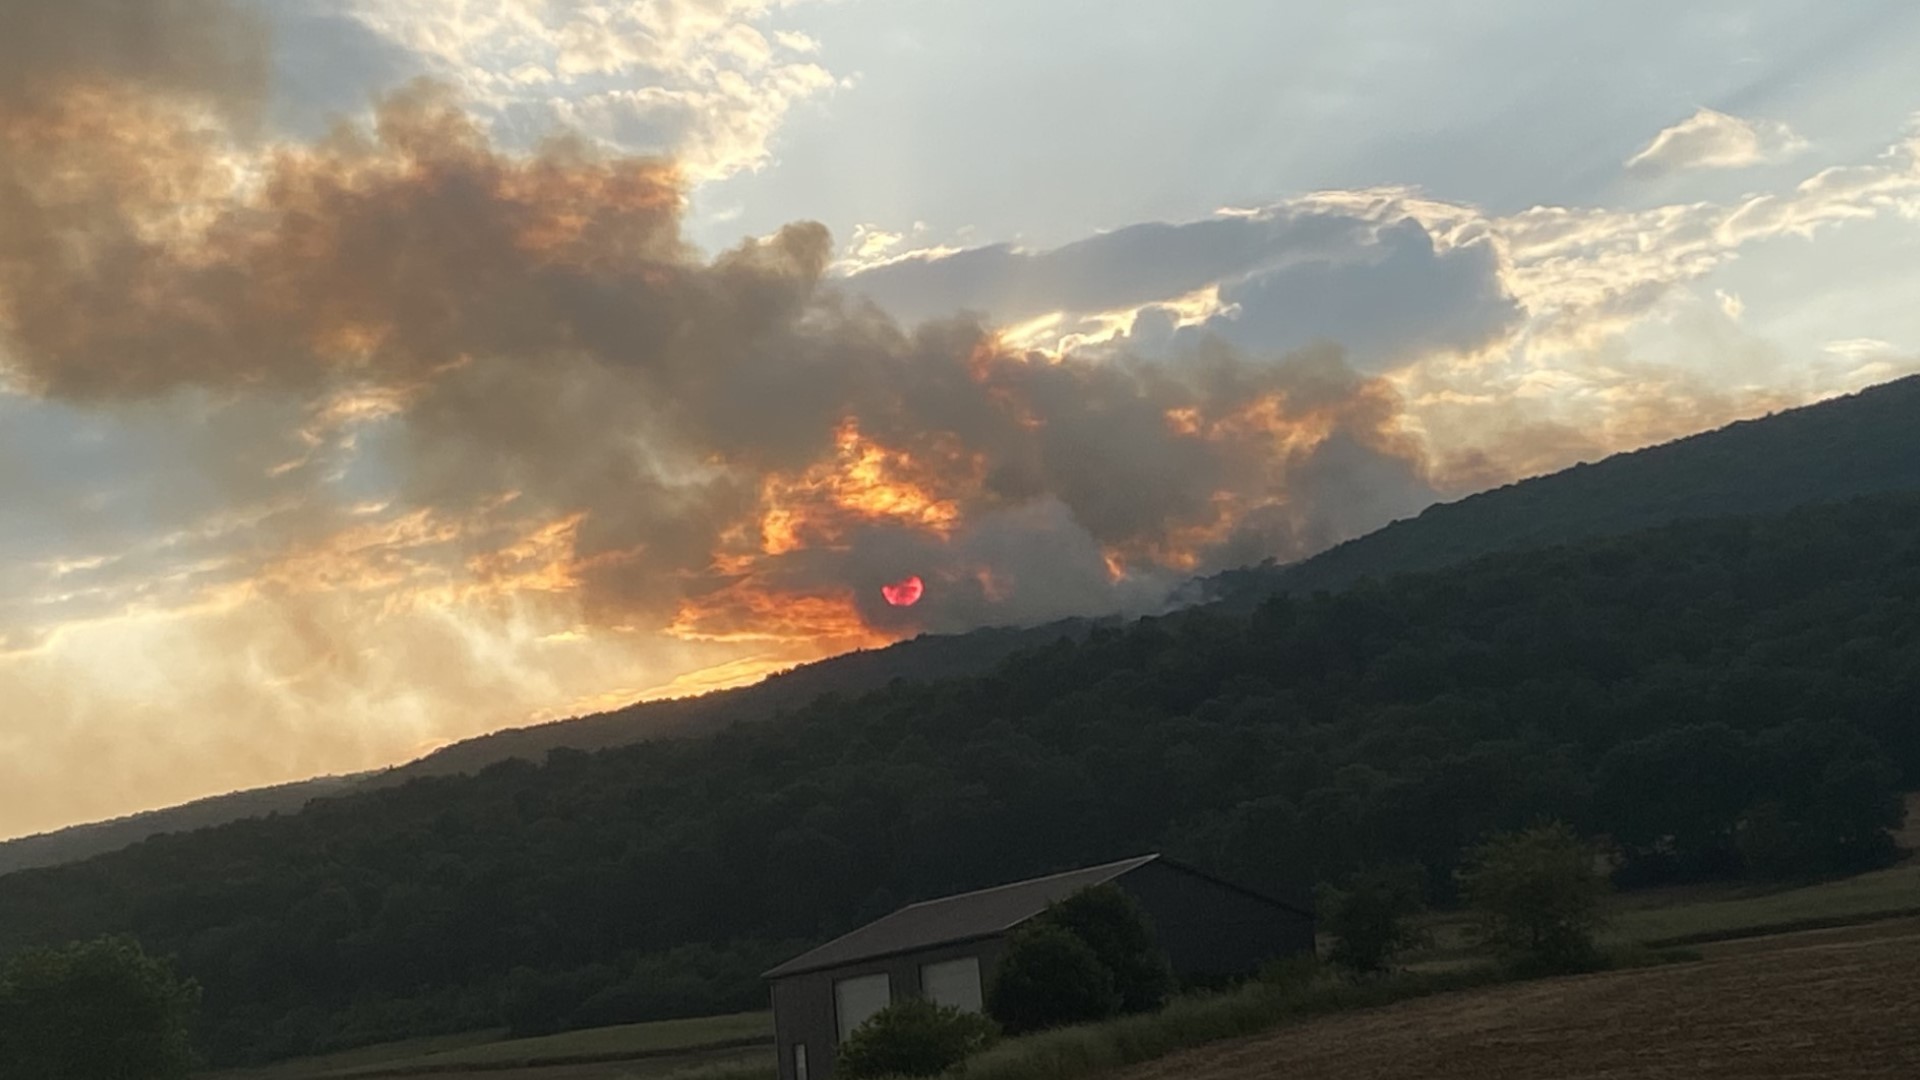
[881,574,925,607]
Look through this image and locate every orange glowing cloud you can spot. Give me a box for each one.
[667,576,891,649]
[756,418,968,555]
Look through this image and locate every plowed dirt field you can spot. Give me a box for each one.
[1109,920,1920,1080]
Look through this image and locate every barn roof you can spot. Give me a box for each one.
[762,854,1159,980]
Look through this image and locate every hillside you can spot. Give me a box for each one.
[14,377,1920,875]
[2,492,1914,1066]
[0,775,367,878]
[1203,374,1920,606]
[405,374,1920,782]
[384,617,1111,781]
[0,618,1109,873]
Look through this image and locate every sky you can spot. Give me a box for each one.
[3,0,1919,841]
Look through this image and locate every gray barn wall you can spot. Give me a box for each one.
[1116,862,1315,979]
[771,937,1009,1080]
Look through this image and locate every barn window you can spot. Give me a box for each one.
[919,957,983,1013]
[833,972,891,1042]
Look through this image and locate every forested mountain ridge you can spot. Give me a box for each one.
[382,617,1113,781]
[2,493,1914,1065]
[0,618,1110,874]
[0,775,368,878]
[1204,374,1920,606]
[8,377,1918,876]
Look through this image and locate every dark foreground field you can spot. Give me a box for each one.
[1110,919,1920,1080]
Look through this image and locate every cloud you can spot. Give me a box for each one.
[838,118,1920,513]
[1171,219,1518,367]
[1505,123,1920,344]
[0,5,1445,837]
[846,206,1522,370]
[8,0,1920,841]
[844,113,1919,377]
[336,0,841,178]
[892,123,1918,367]
[1626,107,1808,173]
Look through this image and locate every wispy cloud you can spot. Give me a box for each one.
[321,0,842,178]
[1626,107,1808,173]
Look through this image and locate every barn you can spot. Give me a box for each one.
[761,854,1315,1080]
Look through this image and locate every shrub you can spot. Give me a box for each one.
[1458,822,1607,972]
[987,924,1120,1035]
[1318,865,1428,974]
[0,936,202,1080]
[836,997,999,1079]
[1032,885,1174,1012]
[499,964,617,1036]
[1255,951,1325,992]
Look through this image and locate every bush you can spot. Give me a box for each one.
[500,964,617,1036]
[1318,865,1427,974]
[1458,822,1607,972]
[1254,952,1324,992]
[0,936,202,1080]
[836,997,998,1079]
[1736,723,1906,879]
[1032,886,1174,1012]
[987,924,1120,1035]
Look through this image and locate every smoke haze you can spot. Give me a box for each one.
[0,0,1451,836]
[7,0,1914,840]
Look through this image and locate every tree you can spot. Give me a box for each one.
[986,923,1119,1035]
[1032,885,1174,1012]
[1593,724,1752,882]
[1739,721,1906,879]
[0,936,201,1080]
[1318,865,1428,974]
[835,997,998,1079]
[1457,823,1607,971]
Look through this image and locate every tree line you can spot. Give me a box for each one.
[0,495,1915,1065]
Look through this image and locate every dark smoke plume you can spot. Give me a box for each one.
[0,0,1437,645]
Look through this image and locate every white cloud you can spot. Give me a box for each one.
[1506,123,1920,344]
[843,116,1920,372]
[845,202,1522,369]
[1824,337,1898,360]
[847,224,904,260]
[336,0,840,179]
[846,117,1920,369]
[1626,107,1808,173]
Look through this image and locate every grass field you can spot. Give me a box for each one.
[262,1050,777,1080]
[1409,798,1920,964]
[1101,918,1920,1080]
[214,1033,511,1080]
[212,1012,772,1080]
[1607,862,1920,944]
[359,1012,771,1072]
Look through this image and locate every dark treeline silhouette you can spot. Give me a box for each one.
[1,495,1916,1065]
[0,776,369,878]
